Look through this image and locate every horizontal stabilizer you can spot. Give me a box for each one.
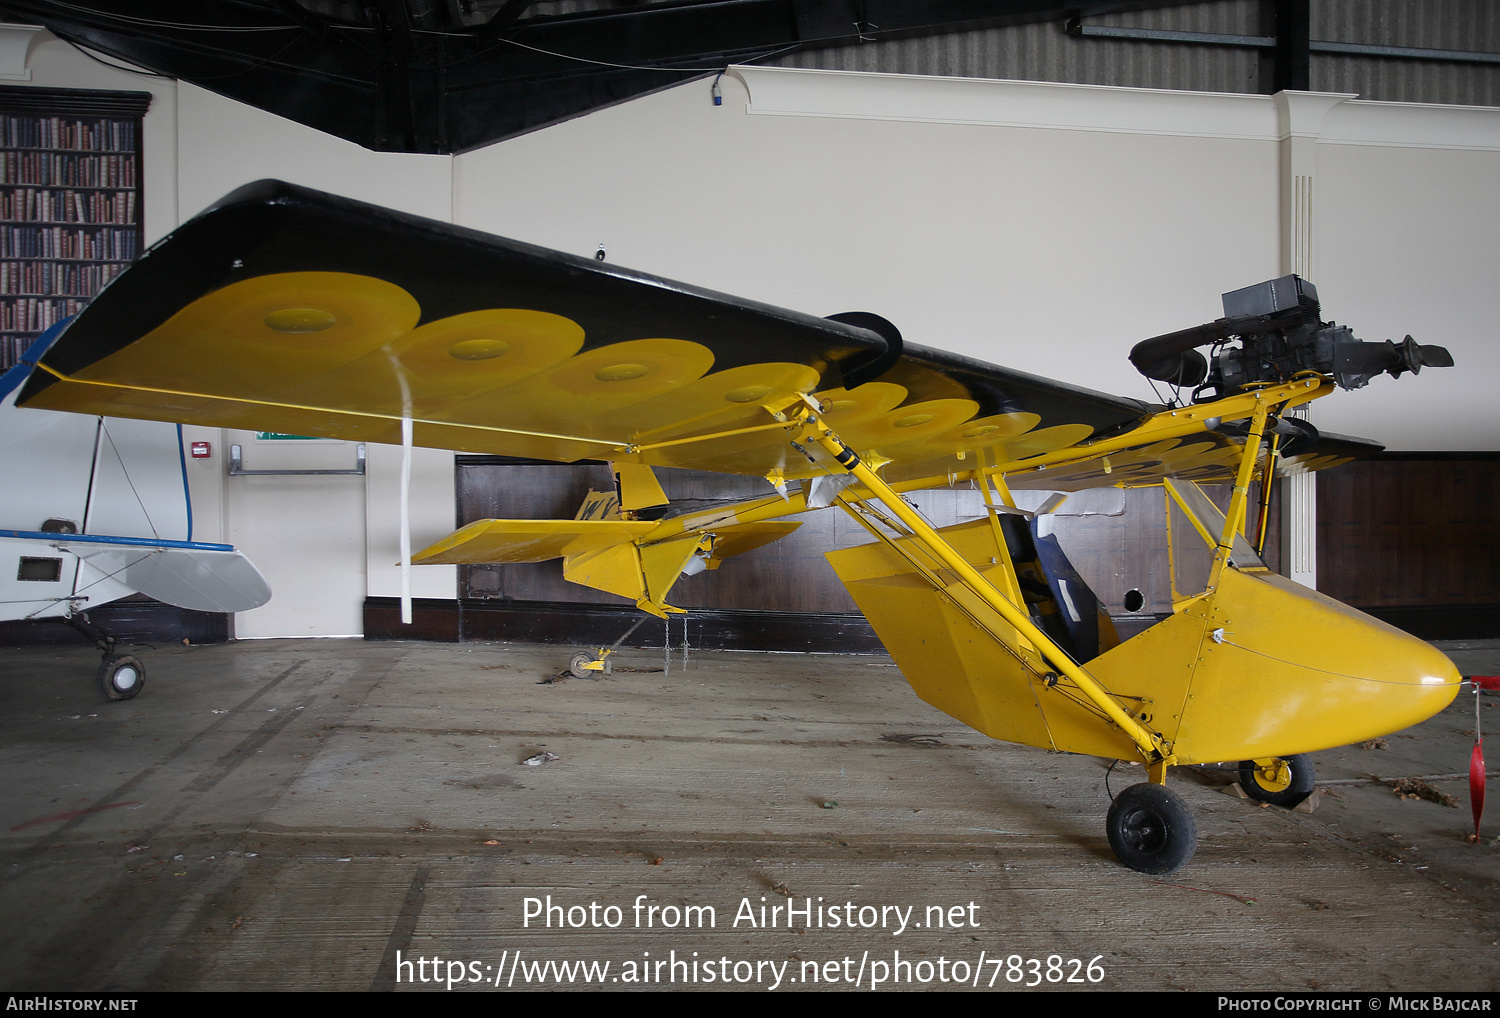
[705,521,801,564]
[412,519,655,565]
[0,528,270,614]
[68,543,271,613]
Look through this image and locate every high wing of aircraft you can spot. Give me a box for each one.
[1,330,271,700]
[14,180,1461,872]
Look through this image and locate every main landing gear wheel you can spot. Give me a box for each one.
[1238,754,1315,808]
[1106,783,1198,874]
[97,654,145,702]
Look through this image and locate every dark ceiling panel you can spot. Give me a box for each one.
[0,1,1209,153]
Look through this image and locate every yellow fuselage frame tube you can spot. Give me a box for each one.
[794,412,1168,765]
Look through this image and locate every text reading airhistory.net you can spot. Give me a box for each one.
[523,894,981,936]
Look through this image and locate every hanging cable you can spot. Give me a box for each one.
[174,425,193,541]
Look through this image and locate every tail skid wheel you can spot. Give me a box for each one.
[98,654,145,701]
[1107,782,1198,874]
[1238,754,1315,808]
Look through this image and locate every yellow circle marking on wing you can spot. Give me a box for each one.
[77,272,422,401]
[870,412,1042,468]
[448,338,511,361]
[845,398,980,453]
[548,339,716,397]
[813,382,908,423]
[1002,423,1095,461]
[595,362,651,382]
[263,308,339,333]
[725,385,773,404]
[399,308,585,386]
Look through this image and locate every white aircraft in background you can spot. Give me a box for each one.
[0,324,270,700]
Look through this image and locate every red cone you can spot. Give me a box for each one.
[1469,677,1496,842]
[1473,741,1486,841]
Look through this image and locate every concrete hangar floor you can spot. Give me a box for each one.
[1,637,1497,992]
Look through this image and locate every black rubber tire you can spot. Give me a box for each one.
[97,654,145,701]
[568,652,595,679]
[1106,782,1198,875]
[1237,754,1315,808]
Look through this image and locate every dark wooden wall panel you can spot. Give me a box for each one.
[1319,457,1500,608]
[453,462,1279,619]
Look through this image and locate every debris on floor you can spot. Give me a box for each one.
[521,751,560,766]
[1388,777,1460,807]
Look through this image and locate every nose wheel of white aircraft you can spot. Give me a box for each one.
[97,653,145,701]
[1237,754,1315,807]
[1106,783,1198,874]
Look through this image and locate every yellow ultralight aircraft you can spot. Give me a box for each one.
[15,181,1461,873]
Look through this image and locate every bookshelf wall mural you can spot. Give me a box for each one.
[0,86,149,370]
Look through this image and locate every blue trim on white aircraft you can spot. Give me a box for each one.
[0,317,73,401]
[0,530,235,552]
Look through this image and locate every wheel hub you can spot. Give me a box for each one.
[1251,758,1293,792]
[1120,807,1168,854]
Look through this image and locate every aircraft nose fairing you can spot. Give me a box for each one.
[1154,569,1462,764]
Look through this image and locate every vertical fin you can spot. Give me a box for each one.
[614,462,668,511]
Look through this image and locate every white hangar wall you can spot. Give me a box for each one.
[455,69,1282,403]
[454,67,1497,452]
[8,37,1498,637]
[1313,100,1500,449]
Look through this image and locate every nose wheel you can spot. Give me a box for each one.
[1106,783,1198,874]
[1238,754,1315,807]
